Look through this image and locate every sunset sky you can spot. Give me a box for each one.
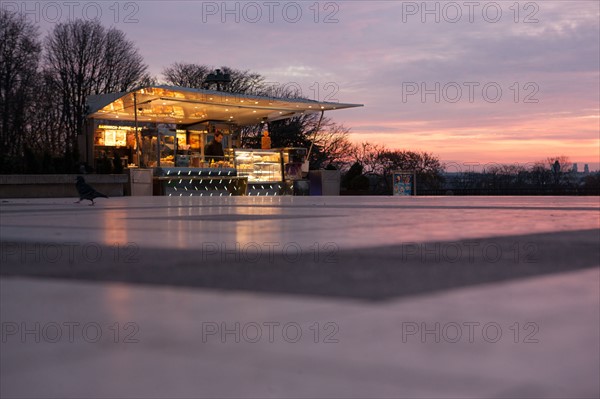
[12,0,600,170]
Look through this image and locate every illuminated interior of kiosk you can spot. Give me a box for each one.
[86,86,362,170]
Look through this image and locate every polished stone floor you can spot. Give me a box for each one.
[1,196,599,398]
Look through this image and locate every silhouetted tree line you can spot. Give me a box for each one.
[338,142,445,194]
[437,158,599,195]
[1,11,150,173]
[337,151,598,196]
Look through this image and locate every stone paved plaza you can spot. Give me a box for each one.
[1,196,599,398]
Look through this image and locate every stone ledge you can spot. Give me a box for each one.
[0,174,128,184]
[0,174,128,198]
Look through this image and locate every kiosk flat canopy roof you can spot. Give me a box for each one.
[87,85,362,126]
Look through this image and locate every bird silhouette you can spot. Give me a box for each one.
[75,176,108,205]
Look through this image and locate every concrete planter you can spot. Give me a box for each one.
[309,170,341,196]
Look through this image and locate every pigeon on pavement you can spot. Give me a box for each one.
[75,176,108,205]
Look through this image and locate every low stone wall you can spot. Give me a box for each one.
[0,174,128,198]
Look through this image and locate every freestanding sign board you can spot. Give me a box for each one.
[392,170,416,196]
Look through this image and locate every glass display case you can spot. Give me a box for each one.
[150,147,307,197]
[140,125,176,167]
[233,149,283,183]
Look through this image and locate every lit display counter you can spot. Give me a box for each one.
[232,149,285,196]
[154,149,308,197]
[233,149,282,182]
[155,167,247,196]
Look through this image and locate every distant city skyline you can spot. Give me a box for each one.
[442,161,596,174]
[8,0,599,169]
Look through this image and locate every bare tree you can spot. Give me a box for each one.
[161,63,266,94]
[545,156,572,174]
[44,19,148,159]
[376,149,445,191]
[162,63,211,88]
[310,120,353,168]
[346,144,444,193]
[350,142,386,175]
[545,155,576,186]
[0,10,41,169]
[26,70,67,156]
[546,156,572,170]
[97,28,149,93]
[219,66,265,94]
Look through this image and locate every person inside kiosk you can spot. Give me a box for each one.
[204,130,224,163]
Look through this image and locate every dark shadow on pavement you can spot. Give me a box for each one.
[1,229,598,301]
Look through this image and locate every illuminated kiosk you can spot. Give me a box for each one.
[85,86,362,196]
